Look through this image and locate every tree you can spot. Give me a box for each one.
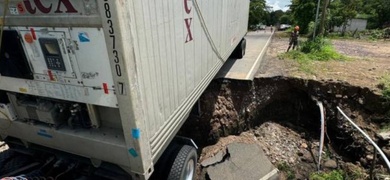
[279,10,293,24]
[318,0,329,36]
[248,0,267,28]
[362,0,390,28]
[269,10,284,25]
[290,0,317,34]
[329,0,362,34]
[376,0,390,28]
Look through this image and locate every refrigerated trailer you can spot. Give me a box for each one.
[0,0,249,179]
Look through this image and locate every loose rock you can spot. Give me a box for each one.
[323,160,338,169]
[377,132,390,141]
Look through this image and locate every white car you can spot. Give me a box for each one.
[279,24,291,30]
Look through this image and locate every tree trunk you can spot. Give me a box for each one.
[318,0,329,36]
[341,23,347,36]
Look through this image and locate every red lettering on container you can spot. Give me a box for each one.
[23,0,37,14]
[184,0,192,14]
[34,0,52,14]
[185,18,193,43]
[22,0,78,14]
[55,0,78,13]
[184,0,193,43]
[17,2,25,14]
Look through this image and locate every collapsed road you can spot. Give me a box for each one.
[178,32,390,180]
[180,76,390,180]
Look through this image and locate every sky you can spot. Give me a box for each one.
[266,0,291,12]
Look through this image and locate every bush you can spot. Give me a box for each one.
[278,37,347,74]
[308,44,345,61]
[300,37,326,53]
[297,37,347,61]
[310,170,345,180]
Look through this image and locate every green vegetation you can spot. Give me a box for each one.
[278,38,347,74]
[248,0,267,29]
[301,38,346,61]
[248,0,390,33]
[290,0,317,34]
[379,74,390,131]
[379,74,390,100]
[310,170,344,180]
[278,50,314,74]
[327,29,388,40]
[288,0,390,35]
[277,162,295,180]
[364,29,387,41]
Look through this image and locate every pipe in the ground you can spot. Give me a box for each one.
[317,101,325,171]
[337,106,390,171]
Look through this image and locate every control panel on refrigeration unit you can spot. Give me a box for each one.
[38,38,67,71]
[0,27,118,108]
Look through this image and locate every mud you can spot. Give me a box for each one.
[180,76,390,179]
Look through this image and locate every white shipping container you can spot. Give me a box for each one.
[0,0,249,179]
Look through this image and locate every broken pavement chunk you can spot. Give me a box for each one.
[201,150,226,167]
[206,142,278,180]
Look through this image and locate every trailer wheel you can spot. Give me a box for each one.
[239,38,247,58]
[230,38,246,59]
[167,145,197,180]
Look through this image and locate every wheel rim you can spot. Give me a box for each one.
[185,159,195,180]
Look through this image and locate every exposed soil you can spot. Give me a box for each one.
[180,33,390,179]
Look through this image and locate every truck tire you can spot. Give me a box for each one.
[231,38,246,59]
[167,145,197,180]
[239,38,247,58]
[151,143,180,179]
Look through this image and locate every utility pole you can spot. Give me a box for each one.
[313,0,321,39]
[319,0,329,36]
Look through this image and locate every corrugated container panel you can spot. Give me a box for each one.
[130,0,249,158]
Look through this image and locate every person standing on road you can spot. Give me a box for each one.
[270,25,273,33]
[287,26,299,52]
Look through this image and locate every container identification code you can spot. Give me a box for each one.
[103,0,122,77]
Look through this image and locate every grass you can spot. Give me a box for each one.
[310,170,344,180]
[378,74,390,131]
[278,37,348,74]
[343,163,368,180]
[379,74,390,100]
[377,74,390,131]
[278,50,315,74]
[277,162,295,180]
